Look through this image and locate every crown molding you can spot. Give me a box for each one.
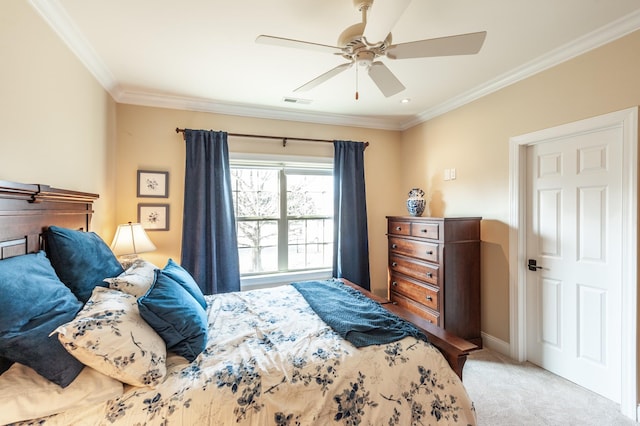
[28,0,403,131]
[30,1,640,132]
[404,8,640,128]
[29,0,117,93]
[117,90,404,131]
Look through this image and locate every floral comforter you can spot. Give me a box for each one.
[20,285,476,425]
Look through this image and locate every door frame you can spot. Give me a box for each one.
[508,107,638,419]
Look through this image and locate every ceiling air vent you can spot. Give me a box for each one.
[282,97,312,105]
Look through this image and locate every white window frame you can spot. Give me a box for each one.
[229,152,333,290]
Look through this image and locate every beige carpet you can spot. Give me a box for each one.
[462,349,638,426]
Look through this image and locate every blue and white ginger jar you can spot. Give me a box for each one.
[406,188,426,217]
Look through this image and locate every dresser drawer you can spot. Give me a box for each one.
[388,220,411,236]
[389,236,439,263]
[389,253,439,286]
[390,273,439,311]
[410,222,440,240]
[390,291,440,326]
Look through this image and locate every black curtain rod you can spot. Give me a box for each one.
[175,127,368,148]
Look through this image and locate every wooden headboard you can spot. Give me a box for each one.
[0,180,98,260]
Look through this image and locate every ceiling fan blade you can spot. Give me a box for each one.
[294,63,353,92]
[256,35,342,54]
[368,61,405,97]
[362,0,412,46]
[387,31,487,59]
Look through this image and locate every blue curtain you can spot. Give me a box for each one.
[332,140,371,290]
[181,129,240,294]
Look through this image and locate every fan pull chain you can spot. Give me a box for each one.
[355,64,359,100]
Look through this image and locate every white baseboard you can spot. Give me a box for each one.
[480,332,511,357]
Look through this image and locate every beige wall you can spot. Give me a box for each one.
[4,0,639,347]
[0,0,117,237]
[401,29,640,343]
[115,104,403,296]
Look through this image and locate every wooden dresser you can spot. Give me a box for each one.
[386,216,482,346]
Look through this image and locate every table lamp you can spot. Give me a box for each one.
[110,222,156,268]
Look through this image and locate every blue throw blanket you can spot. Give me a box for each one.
[291,279,427,347]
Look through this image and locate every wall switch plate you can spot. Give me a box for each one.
[450,168,456,180]
[444,169,451,181]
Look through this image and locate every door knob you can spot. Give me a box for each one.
[528,259,543,271]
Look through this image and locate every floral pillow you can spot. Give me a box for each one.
[53,287,167,387]
[104,259,158,298]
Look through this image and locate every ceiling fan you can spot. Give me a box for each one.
[256,0,487,99]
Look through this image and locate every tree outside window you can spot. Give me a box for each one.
[231,164,333,275]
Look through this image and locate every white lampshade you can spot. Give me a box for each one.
[111,222,156,256]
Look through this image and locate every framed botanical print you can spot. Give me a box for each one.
[137,170,169,198]
[138,203,170,231]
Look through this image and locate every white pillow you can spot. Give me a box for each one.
[104,259,157,298]
[53,287,167,387]
[0,363,123,425]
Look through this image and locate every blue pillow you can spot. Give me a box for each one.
[138,270,207,362]
[163,259,207,309]
[46,226,124,303]
[0,251,85,387]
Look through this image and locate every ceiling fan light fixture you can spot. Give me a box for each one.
[356,51,375,67]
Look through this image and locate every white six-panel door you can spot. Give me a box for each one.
[510,107,637,419]
[525,126,623,402]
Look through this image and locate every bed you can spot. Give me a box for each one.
[0,180,477,425]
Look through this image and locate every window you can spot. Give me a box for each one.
[230,160,333,277]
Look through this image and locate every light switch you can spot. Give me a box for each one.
[450,168,456,180]
[444,169,451,181]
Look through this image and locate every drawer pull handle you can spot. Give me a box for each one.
[392,281,398,287]
[426,272,433,278]
[391,262,397,267]
[428,319,433,324]
[421,229,428,233]
[395,226,402,231]
[392,244,398,249]
[426,295,433,301]
[426,250,433,255]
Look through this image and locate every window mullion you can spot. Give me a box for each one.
[277,168,288,271]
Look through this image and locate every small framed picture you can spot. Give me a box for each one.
[138,203,170,231]
[137,170,169,198]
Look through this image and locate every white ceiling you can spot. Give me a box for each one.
[31,0,640,130]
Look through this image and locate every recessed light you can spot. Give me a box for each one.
[400,98,411,104]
